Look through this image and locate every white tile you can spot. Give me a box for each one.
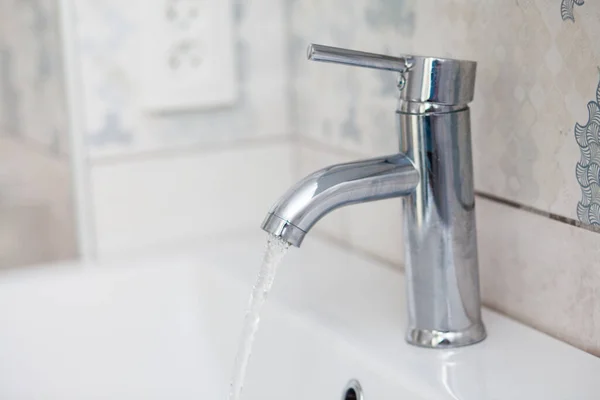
[91,142,293,255]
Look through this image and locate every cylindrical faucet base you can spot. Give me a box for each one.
[398,107,486,348]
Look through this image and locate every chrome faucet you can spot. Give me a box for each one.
[262,44,486,348]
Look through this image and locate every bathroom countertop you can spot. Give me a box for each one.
[0,231,598,399]
[210,232,600,398]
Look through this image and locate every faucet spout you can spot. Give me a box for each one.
[261,153,419,247]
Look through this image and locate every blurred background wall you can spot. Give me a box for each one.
[2,0,600,355]
[0,0,77,268]
[69,0,292,255]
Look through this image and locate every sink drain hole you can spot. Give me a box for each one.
[342,379,363,400]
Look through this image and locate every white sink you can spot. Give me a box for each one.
[0,233,598,399]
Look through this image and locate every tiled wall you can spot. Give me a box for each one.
[74,0,289,159]
[5,0,600,355]
[67,0,293,255]
[289,0,600,354]
[0,0,78,267]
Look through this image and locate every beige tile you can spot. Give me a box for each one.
[477,196,600,355]
[345,199,404,267]
[290,0,416,158]
[0,138,78,267]
[0,204,56,268]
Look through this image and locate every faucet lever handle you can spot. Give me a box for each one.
[307,44,413,73]
[307,43,477,106]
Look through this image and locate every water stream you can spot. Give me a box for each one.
[228,234,290,400]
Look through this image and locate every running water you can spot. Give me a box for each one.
[228,234,290,400]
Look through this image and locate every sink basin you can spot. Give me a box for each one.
[0,233,598,399]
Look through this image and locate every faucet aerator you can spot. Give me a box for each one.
[261,213,306,247]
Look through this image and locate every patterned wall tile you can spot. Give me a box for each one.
[575,72,600,225]
[291,0,600,222]
[561,0,585,22]
[561,0,600,226]
[290,0,417,158]
[75,0,289,159]
[410,0,594,221]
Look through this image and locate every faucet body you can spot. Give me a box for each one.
[398,104,484,347]
[262,45,486,348]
